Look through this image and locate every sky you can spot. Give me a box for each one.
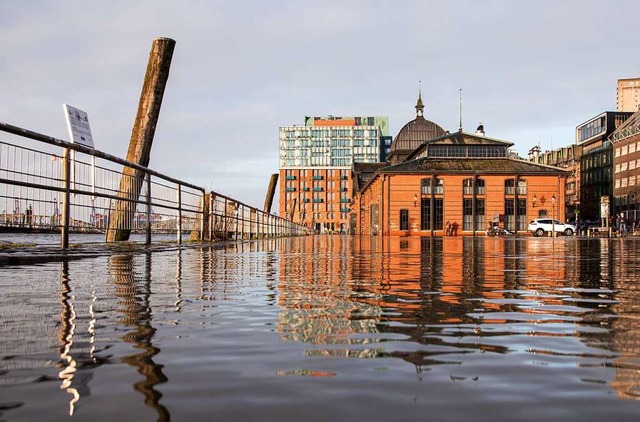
[1,0,639,209]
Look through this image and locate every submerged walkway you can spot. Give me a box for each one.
[0,240,229,266]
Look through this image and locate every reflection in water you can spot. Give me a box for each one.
[57,261,96,415]
[3,236,640,420]
[277,236,640,398]
[108,253,169,421]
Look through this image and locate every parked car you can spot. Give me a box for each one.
[528,218,576,236]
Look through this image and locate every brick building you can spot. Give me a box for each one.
[353,130,569,236]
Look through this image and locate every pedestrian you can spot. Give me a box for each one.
[619,214,627,237]
[26,205,33,228]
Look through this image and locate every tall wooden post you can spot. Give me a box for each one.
[263,173,279,213]
[107,37,176,242]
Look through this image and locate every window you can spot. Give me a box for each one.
[505,179,515,195]
[420,198,444,230]
[421,178,444,195]
[400,209,409,230]
[463,198,485,231]
[517,179,527,195]
[517,199,527,231]
[463,178,485,195]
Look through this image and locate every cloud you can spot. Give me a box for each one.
[2,0,640,207]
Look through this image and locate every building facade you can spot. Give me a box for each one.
[617,77,640,112]
[279,116,388,233]
[528,144,582,222]
[353,131,569,236]
[611,110,640,220]
[577,111,632,221]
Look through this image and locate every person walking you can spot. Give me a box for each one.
[26,205,33,228]
[619,214,627,237]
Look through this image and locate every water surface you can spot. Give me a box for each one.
[1,236,639,421]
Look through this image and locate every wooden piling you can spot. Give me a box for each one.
[107,37,176,242]
[263,173,279,213]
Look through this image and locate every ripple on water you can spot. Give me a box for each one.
[1,236,640,420]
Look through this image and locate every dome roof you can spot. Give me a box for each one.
[389,93,446,160]
[391,117,447,153]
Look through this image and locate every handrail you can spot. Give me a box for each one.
[1,121,310,247]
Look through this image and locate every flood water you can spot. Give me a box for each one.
[1,235,640,421]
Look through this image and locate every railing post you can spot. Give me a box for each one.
[177,184,182,244]
[61,148,71,249]
[146,172,152,245]
[200,191,206,241]
[209,194,214,241]
[235,204,240,240]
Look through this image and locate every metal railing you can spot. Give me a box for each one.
[0,122,309,247]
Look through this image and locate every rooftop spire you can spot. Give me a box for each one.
[415,80,424,117]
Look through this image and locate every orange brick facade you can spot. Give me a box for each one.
[279,168,352,233]
[354,173,566,236]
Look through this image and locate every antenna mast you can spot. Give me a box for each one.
[458,88,463,132]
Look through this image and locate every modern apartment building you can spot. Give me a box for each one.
[611,109,640,220]
[279,115,389,233]
[617,77,640,112]
[577,111,633,221]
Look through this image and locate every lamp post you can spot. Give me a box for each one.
[551,193,556,238]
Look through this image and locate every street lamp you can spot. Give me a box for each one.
[551,193,556,238]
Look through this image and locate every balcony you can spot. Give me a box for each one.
[285,175,296,180]
[313,198,324,203]
[313,187,323,192]
[313,176,324,180]
[285,187,296,192]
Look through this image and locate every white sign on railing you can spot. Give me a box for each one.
[63,104,94,148]
[63,104,96,194]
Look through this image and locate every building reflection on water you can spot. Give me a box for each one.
[276,235,640,398]
[5,235,636,421]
